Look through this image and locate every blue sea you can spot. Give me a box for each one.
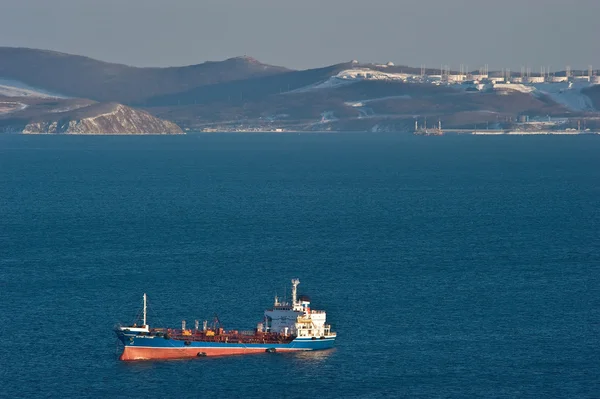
[1,133,599,398]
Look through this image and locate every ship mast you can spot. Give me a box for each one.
[143,293,147,326]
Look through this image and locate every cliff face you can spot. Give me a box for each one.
[20,103,183,134]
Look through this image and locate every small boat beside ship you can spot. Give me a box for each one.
[115,279,336,360]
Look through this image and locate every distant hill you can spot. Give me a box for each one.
[0,47,289,103]
[143,63,354,107]
[1,47,598,133]
[582,85,600,109]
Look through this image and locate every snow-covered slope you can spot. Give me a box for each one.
[290,65,597,113]
[0,101,28,114]
[493,83,535,94]
[292,68,417,92]
[0,78,67,98]
[533,82,595,112]
[494,81,595,111]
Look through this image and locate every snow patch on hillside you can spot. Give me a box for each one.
[290,77,356,93]
[47,104,89,113]
[292,68,415,93]
[533,82,595,112]
[345,95,411,107]
[0,78,67,98]
[493,83,535,94]
[493,82,595,111]
[0,101,28,114]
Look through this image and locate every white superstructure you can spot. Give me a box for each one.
[117,293,150,333]
[262,279,335,339]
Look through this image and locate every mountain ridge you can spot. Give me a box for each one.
[0,47,290,103]
[1,47,599,133]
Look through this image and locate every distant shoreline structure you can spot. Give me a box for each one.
[4,129,600,135]
[415,128,600,136]
[195,129,600,135]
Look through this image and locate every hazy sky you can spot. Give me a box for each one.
[1,0,599,71]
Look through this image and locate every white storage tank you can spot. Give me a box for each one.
[526,76,545,83]
[550,76,568,83]
[447,74,466,82]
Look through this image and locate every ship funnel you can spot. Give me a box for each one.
[291,279,300,305]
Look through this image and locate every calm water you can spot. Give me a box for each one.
[1,133,599,398]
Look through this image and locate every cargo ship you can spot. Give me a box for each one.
[115,279,336,360]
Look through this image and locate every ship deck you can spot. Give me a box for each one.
[126,328,297,345]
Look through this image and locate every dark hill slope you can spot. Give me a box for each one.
[582,85,600,109]
[331,80,458,100]
[143,63,354,107]
[0,47,289,103]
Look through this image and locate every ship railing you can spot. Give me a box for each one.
[310,310,326,314]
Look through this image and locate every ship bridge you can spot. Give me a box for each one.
[262,279,334,339]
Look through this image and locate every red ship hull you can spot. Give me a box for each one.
[120,345,302,361]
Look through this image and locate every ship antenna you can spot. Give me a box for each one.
[143,293,147,326]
